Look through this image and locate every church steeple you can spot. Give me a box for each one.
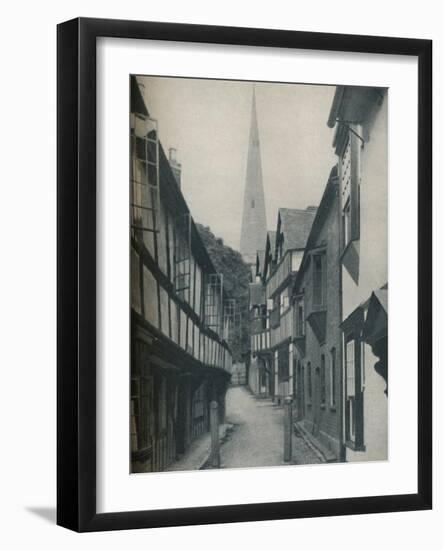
[240,86,267,265]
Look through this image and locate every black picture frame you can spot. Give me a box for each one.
[57,17,432,532]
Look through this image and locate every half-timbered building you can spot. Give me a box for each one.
[249,209,316,402]
[130,76,233,473]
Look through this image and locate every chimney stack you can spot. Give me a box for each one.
[169,147,182,187]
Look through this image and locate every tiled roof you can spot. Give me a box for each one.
[278,208,317,251]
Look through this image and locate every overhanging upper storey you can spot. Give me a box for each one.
[328,85,387,155]
[266,208,316,298]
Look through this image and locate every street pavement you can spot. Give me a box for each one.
[220,385,320,469]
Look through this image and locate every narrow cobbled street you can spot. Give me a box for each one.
[219,386,320,469]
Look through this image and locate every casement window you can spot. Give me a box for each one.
[173,213,192,303]
[340,131,361,249]
[130,116,160,256]
[344,334,364,449]
[131,374,153,452]
[330,347,337,408]
[223,299,236,341]
[312,252,326,307]
[320,354,326,405]
[205,274,223,333]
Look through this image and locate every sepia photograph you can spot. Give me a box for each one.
[130,75,388,474]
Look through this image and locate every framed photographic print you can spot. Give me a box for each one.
[57,17,432,532]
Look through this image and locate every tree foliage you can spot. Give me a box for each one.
[196,223,250,363]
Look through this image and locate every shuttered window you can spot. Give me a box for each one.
[340,131,361,249]
[130,116,160,259]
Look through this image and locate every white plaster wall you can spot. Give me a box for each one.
[346,342,388,462]
[342,96,388,320]
[342,94,388,462]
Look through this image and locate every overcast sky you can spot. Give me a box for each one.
[138,76,337,251]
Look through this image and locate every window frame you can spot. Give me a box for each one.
[130,373,153,453]
[312,252,327,308]
[344,332,364,450]
[294,295,305,337]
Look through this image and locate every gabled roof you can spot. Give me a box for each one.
[262,231,276,279]
[267,230,276,257]
[278,208,317,251]
[256,249,266,274]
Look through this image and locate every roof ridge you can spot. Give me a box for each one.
[279,207,317,214]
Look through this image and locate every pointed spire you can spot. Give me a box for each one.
[240,86,267,265]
